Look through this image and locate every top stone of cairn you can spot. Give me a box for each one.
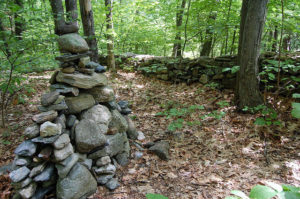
[57,33,89,54]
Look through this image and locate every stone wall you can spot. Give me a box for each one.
[9,34,139,199]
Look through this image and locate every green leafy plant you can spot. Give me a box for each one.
[243,105,281,126]
[146,193,168,199]
[291,93,300,119]
[226,182,300,199]
[222,65,240,74]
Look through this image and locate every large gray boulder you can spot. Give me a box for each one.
[56,71,108,89]
[65,94,95,114]
[109,110,128,133]
[85,86,115,103]
[75,119,107,153]
[57,33,89,53]
[81,105,112,126]
[56,163,97,199]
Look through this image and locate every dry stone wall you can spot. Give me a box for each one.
[9,33,139,199]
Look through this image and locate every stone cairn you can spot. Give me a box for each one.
[9,33,140,199]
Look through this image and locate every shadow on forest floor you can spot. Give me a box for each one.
[0,70,299,199]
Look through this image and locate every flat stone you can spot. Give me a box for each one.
[56,163,97,199]
[79,57,90,68]
[32,186,55,199]
[14,140,37,157]
[49,70,59,84]
[96,174,114,185]
[57,33,89,53]
[78,68,94,75]
[53,134,70,150]
[125,116,138,139]
[40,121,62,137]
[61,67,75,73]
[15,157,31,166]
[30,163,47,178]
[75,119,107,153]
[32,110,58,124]
[65,94,95,114]
[121,107,132,115]
[88,133,127,159]
[38,100,68,112]
[34,164,55,182]
[86,61,102,69]
[54,95,65,105]
[109,110,128,133]
[80,159,92,170]
[81,104,112,126]
[54,143,74,162]
[95,65,106,73]
[105,178,120,190]
[85,86,115,103]
[19,182,37,199]
[70,119,79,141]
[41,91,60,107]
[56,71,108,89]
[9,166,30,183]
[55,114,66,131]
[12,177,32,189]
[93,164,116,175]
[50,84,79,96]
[66,115,77,128]
[31,135,60,144]
[56,153,79,178]
[24,124,40,138]
[118,100,129,109]
[38,147,53,160]
[149,140,170,161]
[55,52,92,62]
[115,152,129,166]
[96,156,111,167]
[137,131,145,141]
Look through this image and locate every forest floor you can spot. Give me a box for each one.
[0,70,299,199]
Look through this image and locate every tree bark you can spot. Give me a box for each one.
[79,0,99,61]
[105,0,116,72]
[200,12,216,57]
[235,0,268,109]
[49,0,79,35]
[172,0,186,58]
[14,0,25,40]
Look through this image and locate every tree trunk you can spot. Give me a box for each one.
[235,0,268,109]
[182,0,191,56]
[49,0,79,35]
[200,12,216,57]
[272,26,278,52]
[172,0,186,58]
[65,0,78,24]
[224,0,232,55]
[105,0,116,72]
[79,0,99,61]
[14,0,25,40]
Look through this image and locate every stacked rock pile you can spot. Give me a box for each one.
[9,33,139,199]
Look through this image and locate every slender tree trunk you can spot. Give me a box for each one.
[49,0,79,35]
[172,0,186,58]
[105,0,116,72]
[272,25,278,52]
[79,0,99,61]
[182,0,191,56]
[235,0,268,109]
[14,0,25,40]
[200,12,216,56]
[230,26,237,55]
[224,0,232,55]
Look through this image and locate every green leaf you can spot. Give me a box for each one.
[231,66,240,74]
[264,182,282,192]
[249,185,277,199]
[231,190,250,199]
[292,93,300,99]
[222,68,232,72]
[282,184,300,192]
[254,117,266,125]
[146,193,168,199]
[283,192,300,199]
[291,103,300,119]
[268,73,275,80]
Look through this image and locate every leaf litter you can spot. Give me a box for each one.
[0,70,299,199]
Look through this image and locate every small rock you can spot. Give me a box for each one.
[103,101,121,111]
[115,152,129,166]
[93,164,116,175]
[14,140,37,157]
[96,174,114,185]
[96,156,111,167]
[32,110,58,124]
[65,94,95,114]
[40,121,62,137]
[95,65,106,73]
[54,143,74,162]
[55,114,66,131]
[137,131,145,141]
[149,140,169,161]
[66,115,77,128]
[57,33,89,53]
[55,52,91,62]
[86,61,100,69]
[79,57,90,68]
[41,91,60,107]
[118,100,129,109]
[12,177,32,189]
[53,134,70,150]
[199,74,209,84]
[61,67,75,73]
[56,153,79,178]
[134,151,143,159]
[81,104,112,126]
[31,135,60,144]
[30,163,47,178]
[78,68,94,75]
[85,86,115,103]
[32,186,54,199]
[38,146,53,160]
[125,116,138,139]
[34,164,55,182]
[53,95,65,105]
[121,107,132,115]
[9,166,30,183]
[24,124,39,138]
[19,182,37,199]
[109,110,128,133]
[105,178,120,190]
[70,119,79,141]
[15,157,31,167]
[50,84,79,96]
[38,101,68,112]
